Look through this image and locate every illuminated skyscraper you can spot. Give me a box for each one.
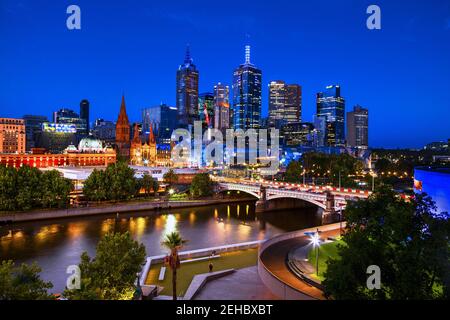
[176,45,199,127]
[198,93,215,128]
[268,81,301,128]
[213,83,230,130]
[347,105,369,148]
[268,81,286,128]
[232,45,262,130]
[316,85,345,146]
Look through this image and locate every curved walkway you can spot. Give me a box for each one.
[258,224,342,300]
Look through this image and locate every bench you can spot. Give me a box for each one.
[158,267,166,281]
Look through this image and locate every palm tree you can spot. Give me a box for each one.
[161,231,188,300]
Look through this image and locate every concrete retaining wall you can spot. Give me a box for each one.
[0,198,255,223]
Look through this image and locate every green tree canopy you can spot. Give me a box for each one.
[64,232,146,300]
[0,165,72,211]
[189,173,214,198]
[163,169,179,186]
[0,260,54,300]
[323,186,450,299]
[83,162,139,202]
[138,173,159,196]
[285,160,303,182]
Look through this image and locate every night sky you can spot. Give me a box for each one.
[1,0,449,148]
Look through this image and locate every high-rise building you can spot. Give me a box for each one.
[316,85,345,146]
[286,84,302,124]
[213,83,230,130]
[80,99,90,134]
[198,93,215,128]
[347,105,368,148]
[23,115,48,151]
[176,46,199,127]
[232,45,262,130]
[115,95,131,157]
[268,81,301,128]
[281,122,314,146]
[142,104,178,144]
[0,118,26,154]
[268,81,286,128]
[92,119,116,144]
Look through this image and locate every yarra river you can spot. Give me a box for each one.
[0,201,321,292]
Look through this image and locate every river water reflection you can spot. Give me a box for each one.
[0,201,321,292]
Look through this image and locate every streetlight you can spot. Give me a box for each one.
[310,231,321,276]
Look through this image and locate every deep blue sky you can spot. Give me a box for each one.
[1,0,449,148]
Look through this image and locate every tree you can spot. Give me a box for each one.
[161,232,188,300]
[323,185,450,299]
[190,173,214,198]
[139,173,159,197]
[0,165,72,211]
[285,160,303,182]
[0,260,54,300]
[83,162,139,202]
[163,169,178,186]
[41,170,73,208]
[64,232,146,300]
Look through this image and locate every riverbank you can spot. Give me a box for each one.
[0,197,256,224]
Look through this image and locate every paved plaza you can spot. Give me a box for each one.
[194,266,279,300]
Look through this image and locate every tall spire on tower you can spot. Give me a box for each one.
[184,44,192,64]
[245,45,251,65]
[117,94,129,125]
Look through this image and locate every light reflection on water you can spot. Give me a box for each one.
[0,201,321,293]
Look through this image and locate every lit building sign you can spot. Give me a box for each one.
[42,123,77,133]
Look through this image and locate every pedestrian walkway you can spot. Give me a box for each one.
[194,266,279,300]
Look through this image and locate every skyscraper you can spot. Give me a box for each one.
[347,105,369,148]
[80,99,90,134]
[268,81,286,128]
[176,46,199,127]
[268,81,301,128]
[285,84,302,124]
[142,104,178,144]
[232,45,262,130]
[115,95,131,157]
[316,85,345,146]
[198,93,215,128]
[213,83,230,130]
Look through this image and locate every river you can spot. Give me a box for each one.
[0,201,321,293]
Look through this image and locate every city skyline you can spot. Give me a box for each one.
[1,0,450,148]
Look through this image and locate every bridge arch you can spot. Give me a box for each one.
[265,194,327,209]
[217,184,261,199]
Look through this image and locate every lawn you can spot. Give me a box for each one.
[145,248,258,297]
[307,240,343,281]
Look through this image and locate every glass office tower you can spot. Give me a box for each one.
[176,46,199,127]
[347,104,369,148]
[232,45,262,130]
[316,85,345,146]
[268,81,301,128]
